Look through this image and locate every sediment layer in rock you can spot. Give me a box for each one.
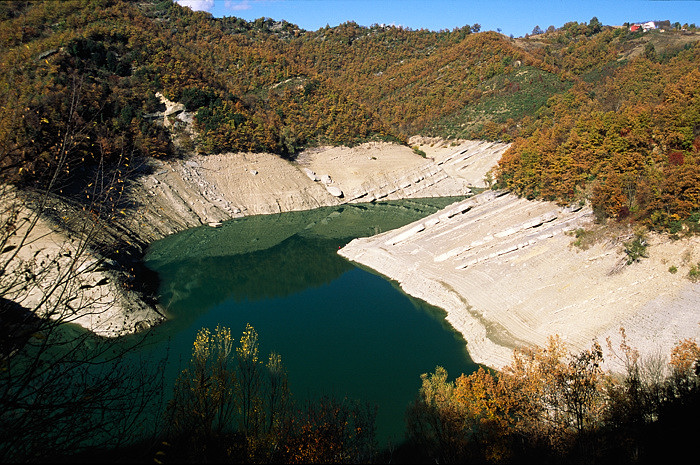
[339,190,700,372]
[118,139,510,242]
[10,139,508,337]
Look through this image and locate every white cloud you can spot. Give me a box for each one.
[225,0,253,11]
[175,0,215,12]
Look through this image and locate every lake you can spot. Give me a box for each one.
[140,198,477,446]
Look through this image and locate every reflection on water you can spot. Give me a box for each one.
[141,198,477,446]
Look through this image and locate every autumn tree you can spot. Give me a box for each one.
[407,333,700,463]
[164,323,291,462]
[166,325,238,450]
[405,366,466,462]
[407,337,613,462]
[663,338,700,415]
[499,336,606,459]
[278,396,377,464]
[164,324,377,463]
[406,365,516,463]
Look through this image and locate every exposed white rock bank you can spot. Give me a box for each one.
[339,191,700,372]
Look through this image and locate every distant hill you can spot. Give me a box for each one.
[1,0,699,228]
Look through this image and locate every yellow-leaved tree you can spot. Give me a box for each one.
[164,323,289,462]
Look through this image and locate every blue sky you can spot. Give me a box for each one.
[176,1,700,38]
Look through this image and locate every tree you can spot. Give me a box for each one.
[532,25,544,35]
[165,324,379,463]
[165,323,292,462]
[588,17,602,35]
[644,42,656,61]
[405,365,518,463]
[166,325,238,449]
[501,336,606,451]
[408,334,700,463]
[0,82,165,461]
[405,366,462,462]
[667,338,700,404]
[236,322,264,436]
[279,396,377,464]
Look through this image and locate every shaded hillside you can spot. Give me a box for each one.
[1,0,699,226]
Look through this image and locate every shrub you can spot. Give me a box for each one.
[624,231,648,265]
[412,146,427,157]
[569,226,604,250]
[688,263,700,282]
[571,227,590,249]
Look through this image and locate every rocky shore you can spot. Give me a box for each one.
[116,138,508,243]
[338,190,700,372]
[19,138,506,337]
[15,137,699,374]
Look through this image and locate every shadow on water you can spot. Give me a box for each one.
[137,198,478,446]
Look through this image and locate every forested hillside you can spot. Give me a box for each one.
[3,2,700,463]
[1,0,699,227]
[496,23,700,231]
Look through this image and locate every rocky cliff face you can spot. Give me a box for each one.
[115,139,510,243]
[11,137,699,370]
[1,189,164,338]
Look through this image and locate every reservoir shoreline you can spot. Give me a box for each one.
[20,138,700,372]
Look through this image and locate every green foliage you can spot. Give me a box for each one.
[4,0,699,226]
[5,1,700,461]
[412,146,426,157]
[497,38,700,227]
[688,263,700,282]
[624,231,648,265]
[483,169,494,188]
[588,17,602,35]
[570,227,596,250]
[178,87,218,111]
[430,66,571,141]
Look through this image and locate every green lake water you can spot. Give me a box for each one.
[140,198,477,446]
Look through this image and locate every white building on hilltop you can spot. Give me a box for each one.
[629,20,671,32]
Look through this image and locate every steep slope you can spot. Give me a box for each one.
[116,140,509,243]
